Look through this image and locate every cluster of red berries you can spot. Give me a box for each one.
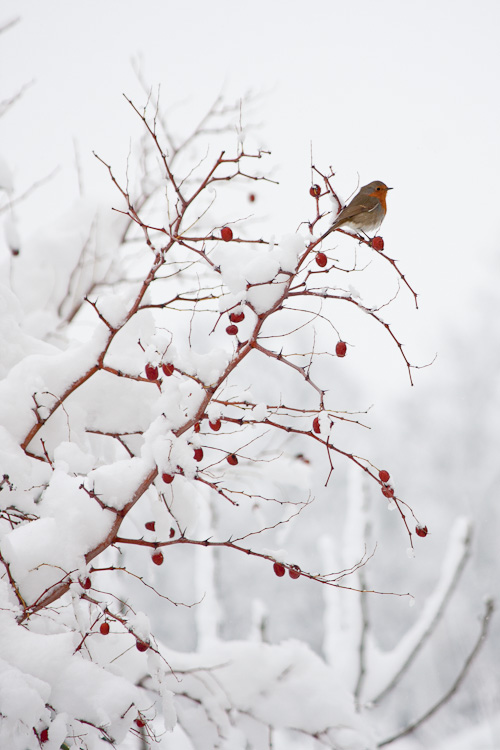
[379,469,395,499]
[378,469,428,538]
[226,308,245,336]
[145,362,175,381]
[273,562,301,579]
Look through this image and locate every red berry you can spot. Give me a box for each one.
[221,226,233,242]
[227,453,238,466]
[335,341,347,357]
[312,416,321,434]
[194,447,204,462]
[152,551,164,566]
[381,485,394,498]
[229,311,245,323]
[194,422,201,433]
[145,363,158,380]
[162,363,174,377]
[145,521,156,531]
[209,419,221,431]
[40,728,49,743]
[162,473,174,484]
[309,184,321,197]
[416,525,428,538]
[379,469,390,483]
[226,324,238,336]
[289,565,301,580]
[315,252,327,268]
[135,640,149,652]
[371,236,384,252]
[169,527,175,538]
[249,193,256,202]
[273,562,286,577]
[100,621,110,635]
[135,717,146,728]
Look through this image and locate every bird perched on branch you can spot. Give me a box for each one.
[323,180,392,239]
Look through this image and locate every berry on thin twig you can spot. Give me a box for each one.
[273,562,285,577]
[152,551,164,566]
[145,363,158,381]
[335,341,347,357]
[371,236,384,252]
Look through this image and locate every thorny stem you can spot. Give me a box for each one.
[113,533,410,598]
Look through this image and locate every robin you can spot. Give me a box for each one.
[322,180,392,239]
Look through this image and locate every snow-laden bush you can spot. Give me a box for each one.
[0,92,491,750]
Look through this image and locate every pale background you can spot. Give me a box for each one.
[1,1,499,746]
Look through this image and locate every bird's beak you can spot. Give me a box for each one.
[387,187,393,190]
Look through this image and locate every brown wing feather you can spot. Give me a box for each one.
[332,198,376,227]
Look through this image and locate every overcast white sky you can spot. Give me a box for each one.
[1,0,500,398]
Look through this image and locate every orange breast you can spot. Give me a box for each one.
[369,188,387,213]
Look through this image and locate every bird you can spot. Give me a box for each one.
[322,180,392,239]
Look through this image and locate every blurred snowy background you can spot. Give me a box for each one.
[1,1,500,748]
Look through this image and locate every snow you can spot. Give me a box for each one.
[53,441,95,474]
[0,324,110,442]
[244,253,281,284]
[96,293,129,329]
[178,346,230,386]
[252,402,269,421]
[247,279,287,314]
[0,610,143,749]
[87,456,155,510]
[274,233,305,272]
[128,611,151,642]
[206,402,222,422]
[2,469,115,604]
[173,639,376,749]
[161,688,177,732]
[218,291,246,313]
